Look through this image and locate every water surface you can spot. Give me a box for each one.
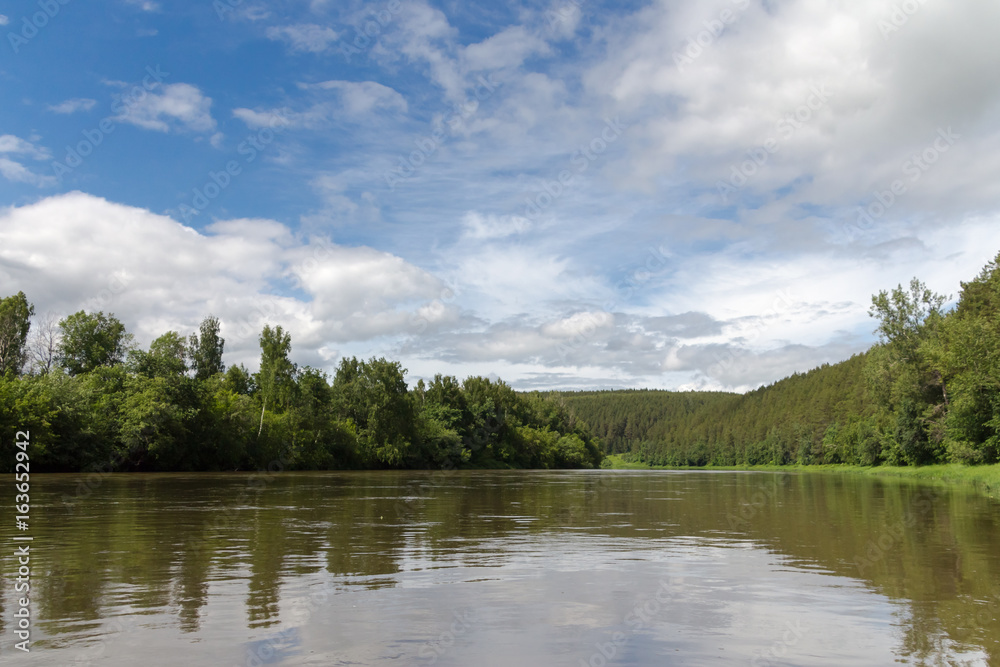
[2,470,999,665]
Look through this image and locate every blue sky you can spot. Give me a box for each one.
[1,0,998,390]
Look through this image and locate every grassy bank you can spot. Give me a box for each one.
[600,455,1000,497]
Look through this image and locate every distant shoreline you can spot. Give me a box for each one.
[602,455,1000,497]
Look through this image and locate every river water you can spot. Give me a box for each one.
[2,470,999,666]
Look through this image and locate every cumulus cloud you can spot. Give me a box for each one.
[5,0,997,393]
[298,80,408,116]
[461,212,531,239]
[0,159,54,187]
[266,24,340,53]
[0,135,54,187]
[580,0,1000,221]
[234,81,407,133]
[231,107,289,129]
[117,83,216,134]
[462,26,551,71]
[0,193,449,371]
[0,135,50,160]
[47,98,98,114]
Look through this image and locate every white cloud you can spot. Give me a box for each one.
[6,0,998,393]
[266,24,340,53]
[461,212,531,240]
[579,0,1000,217]
[0,158,55,188]
[0,135,54,187]
[47,98,97,114]
[242,6,271,21]
[379,2,463,101]
[0,135,50,160]
[0,193,449,370]
[0,15,9,26]
[234,82,407,133]
[462,25,551,71]
[298,80,408,116]
[231,108,283,129]
[117,83,216,134]
[124,0,160,11]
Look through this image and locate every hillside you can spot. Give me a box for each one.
[559,353,871,466]
[560,250,1000,468]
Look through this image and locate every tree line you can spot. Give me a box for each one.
[559,252,1000,467]
[0,306,602,472]
[2,251,997,472]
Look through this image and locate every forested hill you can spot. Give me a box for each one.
[560,251,1000,468]
[2,251,998,472]
[558,353,871,466]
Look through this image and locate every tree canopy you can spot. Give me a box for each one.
[3,251,999,473]
[0,291,34,377]
[57,311,133,376]
[0,307,602,472]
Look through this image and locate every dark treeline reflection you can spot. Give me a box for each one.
[2,471,999,662]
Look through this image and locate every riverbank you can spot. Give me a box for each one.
[601,455,1000,498]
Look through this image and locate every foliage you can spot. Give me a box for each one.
[1,306,602,472]
[0,291,35,377]
[188,316,225,380]
[57,311,134,375]
[4,251,1000,472]
[559,252,1000,469]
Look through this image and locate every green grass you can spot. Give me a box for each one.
[600,455,1000,497]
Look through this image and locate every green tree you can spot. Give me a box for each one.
[58,311,133,375]
[224,363,254,395]
[129,331,188,378]
[119,376,193,470]
[866,279,949,464]
[332,356,415,466]
[869,278,947,361]
[256,325,296,412]
[0,292,35,377]
[189,316,225,380]
[938,252,1000,462]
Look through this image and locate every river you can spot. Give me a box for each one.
[2,470,999,665]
